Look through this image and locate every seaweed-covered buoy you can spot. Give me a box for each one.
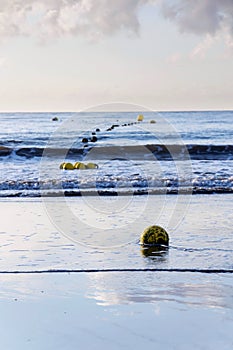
[150,120,156,124]
[86,162,98,169]
[62,162,74,170]
[140,225,169,246]
[82,138,88,143]
[137,114,144,122]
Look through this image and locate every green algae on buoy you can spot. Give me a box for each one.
[62,162,74,170]
[137,114,144,122]
[86,162,98,169]
[140,225,169,246]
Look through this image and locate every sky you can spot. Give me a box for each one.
[0,0,233,112]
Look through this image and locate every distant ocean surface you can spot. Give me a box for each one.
[0,110,232,197]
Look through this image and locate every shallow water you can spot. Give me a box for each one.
[0,194,232,272]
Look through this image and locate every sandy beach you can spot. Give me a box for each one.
[0,272,232,350]
[0,194,232,349]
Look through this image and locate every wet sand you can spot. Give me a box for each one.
[0,194,232,349]
[0,272,233,350]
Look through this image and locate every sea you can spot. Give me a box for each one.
[0,110,232,197]
[0,109,232,271]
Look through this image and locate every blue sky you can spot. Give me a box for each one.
[0,0,233,111]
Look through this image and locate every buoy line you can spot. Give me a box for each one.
[60,114,147,170]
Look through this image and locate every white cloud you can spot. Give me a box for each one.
[0,0,148,41]
[0,0,233,42]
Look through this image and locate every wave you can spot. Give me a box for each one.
[1,188,233,197]
[1,144,233,160]
[0,175,232,197]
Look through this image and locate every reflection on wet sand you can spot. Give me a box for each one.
[2,272,232,312]
[86,272,233,310]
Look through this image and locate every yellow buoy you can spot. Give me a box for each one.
[74,162,81,169]
[137,114,144,122]
[86,162,98,169]
[76,162,86,170]
[59,162,66,169]
[62,162,74,170]
[140,225,169,246]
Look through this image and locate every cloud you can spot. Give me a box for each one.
[0,0,148,41]
[161,0,233,37]
[189,35,215,60]
[0,0,233,42]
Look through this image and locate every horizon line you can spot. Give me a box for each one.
[0,108,233,113]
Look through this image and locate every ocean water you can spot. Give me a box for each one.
[0,109,232,272]
[0,110,232,197]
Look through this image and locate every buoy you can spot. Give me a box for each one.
[59,162,66,169]
[90,136,98,142]
[52,116,58,121]
[96,128,100,132]
[62,162,74,170]
[74,162,81,169]
[150,120,156,124]
[137,114,144,122]
[86,162,98,169]
[76,162,86,170]
[140,225,169,246]
[82,138,88,143]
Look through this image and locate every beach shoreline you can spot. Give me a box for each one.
[0,193,232,349]
[0,271,232,350]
